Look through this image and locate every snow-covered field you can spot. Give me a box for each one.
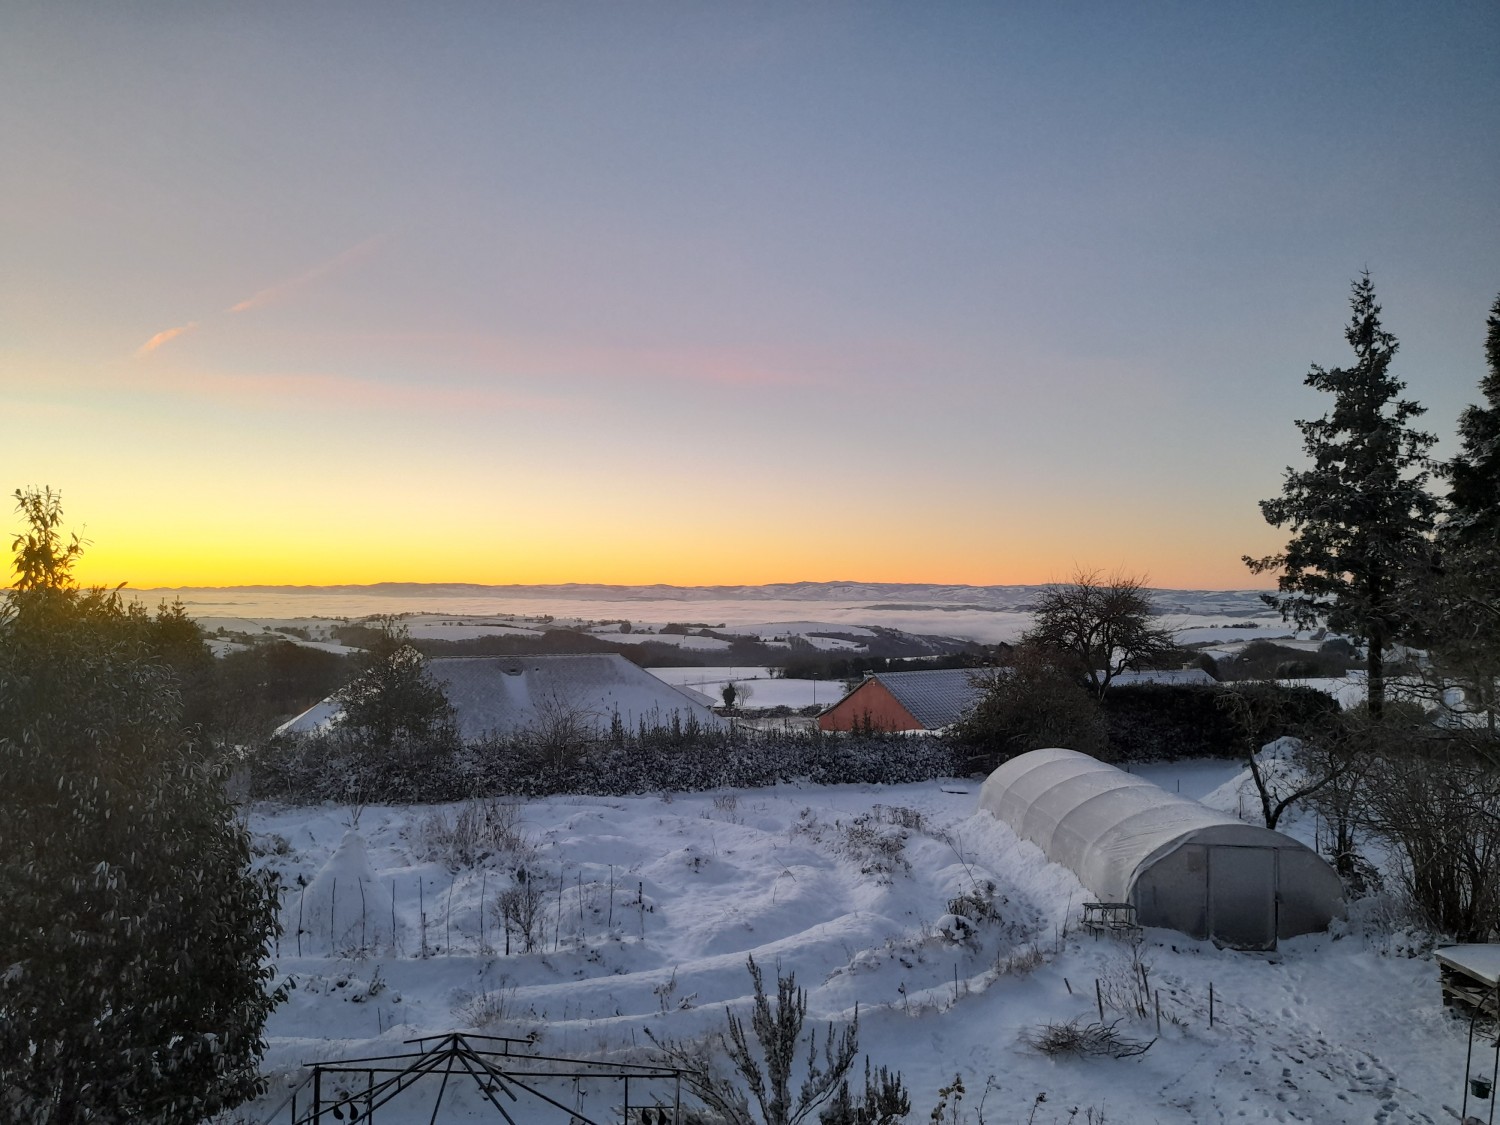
[134,582,1296,648]
[648,667,837,710]
[244,764,1475,1125]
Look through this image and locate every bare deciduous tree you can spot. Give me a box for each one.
[1357,736,1500,941]
[1216,686,1352,832]
[1023,570,1178,697]
[951,646,1108,771]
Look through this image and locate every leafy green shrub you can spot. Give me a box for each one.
[1,488,284,1122]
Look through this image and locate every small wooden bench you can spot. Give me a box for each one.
[1080,901,1142,941]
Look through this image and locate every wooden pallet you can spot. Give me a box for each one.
[1437,946,1500,1019]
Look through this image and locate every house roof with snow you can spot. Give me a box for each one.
[817,663,1222,734]
[868,668,986,729]
[819,667,986,733]
[278,653,725,741]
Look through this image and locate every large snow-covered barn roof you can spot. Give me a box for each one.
[428,654,723,740]
[277,653,724,740]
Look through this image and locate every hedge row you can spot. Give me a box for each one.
[248,727,958,805]
[1101,682,1340,762]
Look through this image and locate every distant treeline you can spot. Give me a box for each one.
[331,621,987,674]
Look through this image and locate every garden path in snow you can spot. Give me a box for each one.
[248,779,1472,1124]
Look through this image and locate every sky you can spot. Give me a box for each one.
[3,2,1497,590]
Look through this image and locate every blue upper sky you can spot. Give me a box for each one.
[3,2,1496,587]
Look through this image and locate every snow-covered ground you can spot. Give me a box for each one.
[244,765,1476,1124]
[648,666,839,710]
[134,582,1288,647]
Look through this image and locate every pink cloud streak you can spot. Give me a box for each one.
[135,322,198,357]
[227,235,385,314]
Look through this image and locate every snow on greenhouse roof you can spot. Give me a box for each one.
[979,747,1319,905]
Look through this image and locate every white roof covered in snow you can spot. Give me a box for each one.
[277,653,725,740]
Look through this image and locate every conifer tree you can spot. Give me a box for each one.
[1245,275,1438,717]
[1441,293,1500,549]
[333,615,456,753]
[1420,293,1500,730]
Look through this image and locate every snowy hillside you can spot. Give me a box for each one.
[244,769,1470,1124]
[132,581,1294,648]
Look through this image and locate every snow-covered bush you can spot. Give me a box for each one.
[416,796,531,869]
[647,956,905,1125]
[250,727,957,804]
[494,867,549,954]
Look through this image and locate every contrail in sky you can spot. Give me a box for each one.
[135,322,197,357]
[132,234,383,359]
[227,235,385,314]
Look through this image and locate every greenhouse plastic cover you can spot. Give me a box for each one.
[978,747,1319,904]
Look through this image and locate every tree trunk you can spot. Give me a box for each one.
[1367,627,1385,720]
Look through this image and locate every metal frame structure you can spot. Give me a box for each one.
[1080,901,1142,940]
[257,1032,684,1125]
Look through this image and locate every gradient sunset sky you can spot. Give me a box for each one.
[4,3,1497,589]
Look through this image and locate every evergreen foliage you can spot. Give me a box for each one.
[332,615,457,753]
[253,722,956,804]
[0,489,285,1123]
[1245,274,1438,717]
[1440,293,1500,549]
[1419,293,1500,730]
[1100,682,1337,763]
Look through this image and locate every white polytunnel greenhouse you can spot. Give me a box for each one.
[979,748,1345,950]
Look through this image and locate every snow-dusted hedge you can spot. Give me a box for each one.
[248,727,957,804]
[1101,683,1338,761]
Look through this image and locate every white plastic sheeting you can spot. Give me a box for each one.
[979,748,1344,949]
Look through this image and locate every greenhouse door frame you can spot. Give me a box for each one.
[1206,845,1280,951]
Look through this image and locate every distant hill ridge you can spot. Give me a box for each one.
[132,580,1271,616]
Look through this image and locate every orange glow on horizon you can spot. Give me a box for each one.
[70,539,1279,593]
